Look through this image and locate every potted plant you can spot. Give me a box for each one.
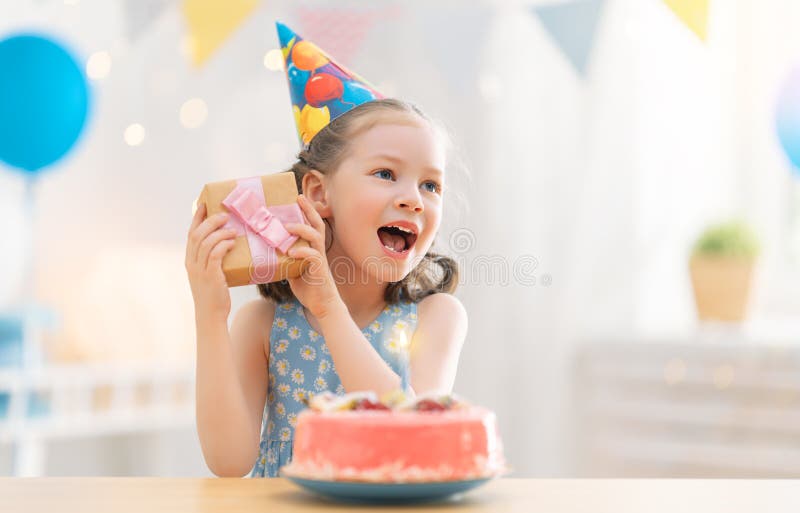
[689,221,760,322]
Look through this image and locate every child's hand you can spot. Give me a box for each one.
[185,202,237,322]
[284,195,342,320]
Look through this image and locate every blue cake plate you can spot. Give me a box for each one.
[284,475,493,504]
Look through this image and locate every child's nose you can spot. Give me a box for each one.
[396,191,424,213]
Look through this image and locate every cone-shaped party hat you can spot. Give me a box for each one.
[276,21,384,147]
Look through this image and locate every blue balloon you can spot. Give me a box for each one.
[341,81,377,106]
[286,63,310,110]
[0,34,90,174]
[777,65,800,173]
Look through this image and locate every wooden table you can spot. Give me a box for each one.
[2,477,800,512]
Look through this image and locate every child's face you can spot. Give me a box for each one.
[326,116,445,283]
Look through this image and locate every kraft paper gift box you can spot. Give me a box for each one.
[197,171,310,287]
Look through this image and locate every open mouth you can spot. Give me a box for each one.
[377,224,418,253]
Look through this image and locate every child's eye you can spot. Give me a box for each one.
[373,169,394,180]
[422,181,441,194]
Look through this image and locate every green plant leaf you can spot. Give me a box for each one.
[692,220,760,258]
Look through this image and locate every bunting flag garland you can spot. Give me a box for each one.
[294,5,397,66]
[182,0,259,66]
[415,6,492,95]
[662,0,710,41]
[532,0,606,77]
[124,0,169,43]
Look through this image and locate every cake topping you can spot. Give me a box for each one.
[307,391,378,412]
[307,389,467,413]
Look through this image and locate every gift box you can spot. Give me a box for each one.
[197,172,310,287]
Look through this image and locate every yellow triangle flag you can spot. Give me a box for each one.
[663,0,709,41]
[182,0,259,66]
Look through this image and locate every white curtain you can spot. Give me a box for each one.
[458,0,800,476]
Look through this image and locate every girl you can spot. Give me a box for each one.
[186,99,467,477]
[186,23,467,477]
[185,24,466,480]
[186,99,467,478]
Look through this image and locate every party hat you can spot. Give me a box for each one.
[276,21,384,146]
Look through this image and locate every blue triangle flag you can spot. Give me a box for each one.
[416,6,492,95]
[532,0,605,77]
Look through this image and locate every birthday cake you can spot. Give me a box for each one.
[280,391,507,483]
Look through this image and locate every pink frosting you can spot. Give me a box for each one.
[282,407,507,483]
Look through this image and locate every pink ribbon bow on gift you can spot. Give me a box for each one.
[221,176,307,283]
[223,186,297,253]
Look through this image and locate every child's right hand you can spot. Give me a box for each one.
[185,202,238,322]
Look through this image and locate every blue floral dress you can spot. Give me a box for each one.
[249,293,419,478]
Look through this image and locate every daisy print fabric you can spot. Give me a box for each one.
[249,293,419,478]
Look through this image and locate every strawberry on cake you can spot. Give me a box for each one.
[280,391,507,483]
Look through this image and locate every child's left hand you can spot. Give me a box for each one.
[284,194,342,319]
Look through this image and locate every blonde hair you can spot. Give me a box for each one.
[258,99,460,305]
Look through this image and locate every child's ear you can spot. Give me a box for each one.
[301,169,332,217]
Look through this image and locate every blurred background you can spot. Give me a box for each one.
[2,0,800,478]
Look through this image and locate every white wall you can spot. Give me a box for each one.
[1,0,799,477]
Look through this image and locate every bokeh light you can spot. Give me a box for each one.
[123,123,146,146]
[179,98,208,129]
[86,51,111,80]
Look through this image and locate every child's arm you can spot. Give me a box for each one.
[408,293,468,394]
[195,300,271,477]
[283,195,468,397]
[186,203,271,477]
[316,293,467,397]
[315,300,405,396]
